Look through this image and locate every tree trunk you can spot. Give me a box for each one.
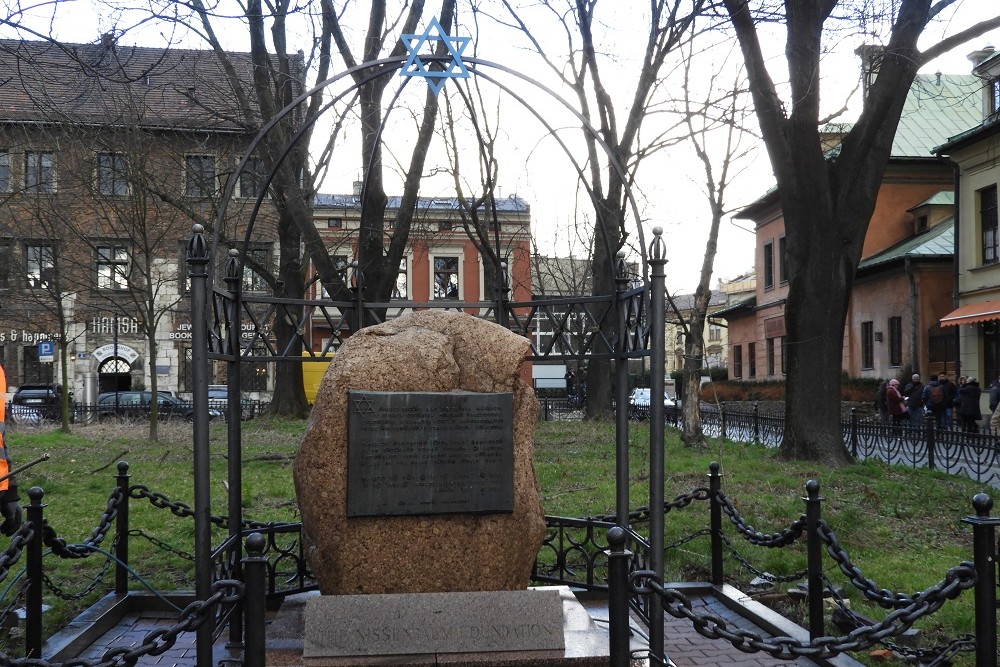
[779,210,855,465]
[681,331,705,446]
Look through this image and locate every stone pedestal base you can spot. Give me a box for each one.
[265,587,648,667]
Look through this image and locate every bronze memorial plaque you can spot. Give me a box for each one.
[347,390,514,517]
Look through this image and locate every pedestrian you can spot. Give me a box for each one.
[939,373,958,429]
[956,377,983,433]
[903,373,925,427]
[886,379,907,434]
[990,376,1000,435]
[875,379,888,423]
[922,374,947,428]
[564,369,575,395]
[0,364,22,536]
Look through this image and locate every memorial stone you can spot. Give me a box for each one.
[294,310,547,595]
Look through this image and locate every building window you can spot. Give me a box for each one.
[327,218,343,229]
[916,215,928,233]
[748,342,756,378]
[438,221,453,232]
[981,185,998,265]
[24,151,54,193]
[238,156,268,199]
[888,316,902,367]
[242,246,271,292]
[97,245,129,290]
[25,244,54,289]
[393,258,408,299]
[240,344,269,391]
[767,337,775,376]
[0,151,9,193]
[733,345,743,379]
[96,153,128,196]
[780,335,787,374]
[0,241,10,289]
[861,321,874,370]
[179,346,192,392]
[778,236,787,284]
[433,256,460,299]
[708,323,722,341]
[763,241,774,290]
[185,154,216,197]
[22,345,52,384]
[991,77,1000,115]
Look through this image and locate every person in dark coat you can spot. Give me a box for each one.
[875,380,888,423]
[957,377,983,433]
[886,379,908,434]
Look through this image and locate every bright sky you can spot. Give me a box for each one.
[4,1,1000,295]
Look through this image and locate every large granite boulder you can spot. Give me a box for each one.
[293,310,546,594]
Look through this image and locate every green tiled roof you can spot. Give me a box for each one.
[890,74,982,157]
[908,191,954,210]
[857,217,953,271]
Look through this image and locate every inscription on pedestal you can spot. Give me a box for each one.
[347,390,513,517]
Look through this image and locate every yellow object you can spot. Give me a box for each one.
[302,351,334,404]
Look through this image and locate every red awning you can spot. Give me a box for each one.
[940,300,1000,327]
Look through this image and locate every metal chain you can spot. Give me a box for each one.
[816,520,972,609]
[714,490,807,548]
[43,488,123,559]
[588,487,711,524]
[629,565,976,660]
[0,523,35,584]
[821,573,976,666]
[665,528,712,552]
[43,545,116,601]
[719,533,808,584]
[127,529,195,562]
[128,485,290,530]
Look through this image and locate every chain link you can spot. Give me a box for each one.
[43,488,123,559]
[714,490,807,548]
[587,487,711,524]
[0,523,35,583]
[719,533,808,584]
[43,543,116,602]
[628,566,976,660]
[128,529,195,562]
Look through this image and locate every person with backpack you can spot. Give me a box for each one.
[940,374,958,429]
[874,380,888,423]
[956,377,983,433]
[922,374,947,428]
[903,373,925,427]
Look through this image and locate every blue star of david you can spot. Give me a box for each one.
[401,16,470,95]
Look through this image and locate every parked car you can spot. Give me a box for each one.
[207,386,257,421]
[96,391,222,422]
[11,383,74,421]
[628,388,676,420]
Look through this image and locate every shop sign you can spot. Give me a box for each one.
[92,343,140,364]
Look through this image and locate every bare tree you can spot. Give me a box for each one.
[721,0,1000,463]
[670,38,755,445]
[492,0,707,418]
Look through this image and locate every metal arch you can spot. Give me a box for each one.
[213,53,652,296]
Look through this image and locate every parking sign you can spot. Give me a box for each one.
[38,341,54,363]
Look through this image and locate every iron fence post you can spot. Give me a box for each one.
[925,412,936,471]
[720,401,727,440]
[243,533,268,667]
[223,249,245,649]
[25,486,44,658]
[186,224,215,667]
[648,227,667,663]
[607,526,632,667]
[615,250,631,527]
[753,401,760,444]
[543,398,549,422]
[961,493,999,667]
[850,408,858,458]
[804,480,824,639]
[115,461,130,596]
[709,462,724,586]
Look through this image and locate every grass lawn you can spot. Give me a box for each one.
[1,417,992,666]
